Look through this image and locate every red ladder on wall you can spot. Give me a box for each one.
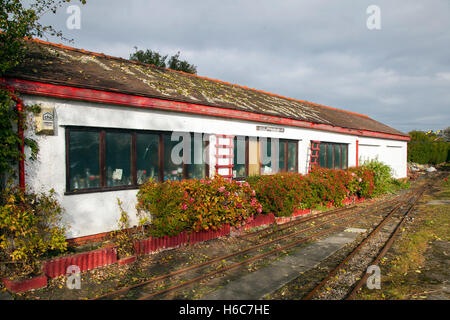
[215,134,234,179]
[308,140,321,172]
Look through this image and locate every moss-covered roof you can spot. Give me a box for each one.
[5,39,408,137]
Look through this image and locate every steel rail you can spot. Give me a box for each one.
[137,212,368,300]
[345,182,431,299]
[135,195,412,300]
[94,183,420,300]
[302,182,429,300]
[93,201,373,300]
[138,174,442,300]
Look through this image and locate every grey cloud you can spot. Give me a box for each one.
[30,0,450,133]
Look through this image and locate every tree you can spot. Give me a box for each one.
[0,0,86,183]
[129,47,167,68]
[167,51,197,74]
[130,47,197,74]
[408,130,449,164]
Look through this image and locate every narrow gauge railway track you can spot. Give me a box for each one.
[303,173,443,300]
[93,203,369,300]
[93,184,421,300]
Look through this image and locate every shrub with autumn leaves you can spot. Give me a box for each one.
[136,175,262,237]
[136,167,380,236]
[0,187,68,279]
[248,167,376,217]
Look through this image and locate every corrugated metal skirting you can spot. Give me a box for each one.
[42,246,117,278]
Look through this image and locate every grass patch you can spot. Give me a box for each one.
[357,176,450,300]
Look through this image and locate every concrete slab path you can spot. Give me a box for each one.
[202,228,365,300]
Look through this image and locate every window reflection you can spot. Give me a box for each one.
[136,133,159,183]
[287,141,297,172]
[186,134,205,179]
[68,130,100,191]
[106,132,132,187]
[163,133,185,181]
[317,142,349,169]
[233,136,246,178]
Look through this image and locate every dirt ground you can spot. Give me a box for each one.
[355,175,449,300]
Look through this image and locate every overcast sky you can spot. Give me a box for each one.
[32,0,450,133]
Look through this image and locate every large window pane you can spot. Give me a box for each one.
[163,133,185,181]
[326,144,333,169]
[68,130,100,191]
[136,133,159,183]
[334,144,342,169]
[279,141,286,172]
[260,138,273,174]
[319,143,326,168]
[106,132,132,187]
[233,136,246,178]
[287,141,297,172]
[342,144,348,169]
[186,134,205,179]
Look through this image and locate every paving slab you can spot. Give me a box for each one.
[426,200,450,205]
[202,230,363,300]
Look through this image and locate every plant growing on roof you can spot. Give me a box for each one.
[130,47,197,74]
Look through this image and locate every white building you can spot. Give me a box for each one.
[2,39,409,240]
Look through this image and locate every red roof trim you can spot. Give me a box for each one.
[1,78,410,141]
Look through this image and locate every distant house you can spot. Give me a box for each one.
[1,39,409,239]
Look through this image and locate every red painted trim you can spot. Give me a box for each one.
[1,78,410,141]
[2,275,47,293]
[5,86,26,190]
[66,230,115,246]
[17,101,25,190]
[118,255,136,265]
[356,139,359,167]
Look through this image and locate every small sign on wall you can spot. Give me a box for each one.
[256,125,284,132]
[35,107,55,135]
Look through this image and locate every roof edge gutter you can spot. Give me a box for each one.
[1,77,411,142]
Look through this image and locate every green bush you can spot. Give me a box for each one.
[136,175,262,237]
[0,187,68,279]
[360,159,410,195]
[408,131,449,164]
[360,159,393,195]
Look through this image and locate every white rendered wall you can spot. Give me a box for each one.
[21,95,407,238]
[357,137,407,178]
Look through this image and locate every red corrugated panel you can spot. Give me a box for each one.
[105,250,110,265]
[143,239,148,254]
[42,246,117,278]
[93,251,99,268]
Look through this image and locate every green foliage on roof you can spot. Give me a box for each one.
[130,47,197,74]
